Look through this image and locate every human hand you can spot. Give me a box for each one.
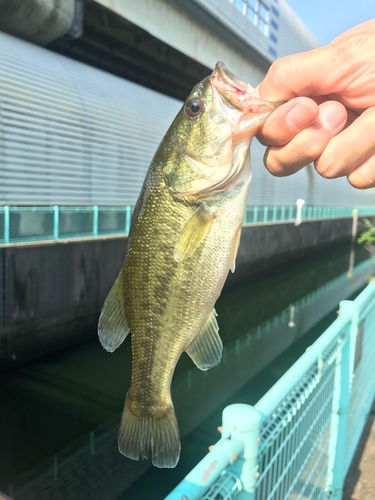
[255,20,375,188]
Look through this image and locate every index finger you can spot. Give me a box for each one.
[258,46,337,102]
[256,97,319,147]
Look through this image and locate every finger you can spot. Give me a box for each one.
[347,154,375,189]
[314,107,375,179]
[257,97,319,146]
[258,46,339,102]
[264,101,347,176]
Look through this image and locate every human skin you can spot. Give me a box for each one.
[254,20,375,189]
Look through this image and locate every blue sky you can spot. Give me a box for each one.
[286,0,374,45]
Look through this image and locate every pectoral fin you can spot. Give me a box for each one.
[186,309,222,371]
[230,226,242,273]
[98,271,130,352]
[174,206,215,262]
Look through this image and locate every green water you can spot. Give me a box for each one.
[0,244,373,500]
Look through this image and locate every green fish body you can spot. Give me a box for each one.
[98,62,277,468]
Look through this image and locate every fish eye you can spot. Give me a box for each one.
[185,98,204,118]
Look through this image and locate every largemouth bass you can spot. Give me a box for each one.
[98,62,277,468]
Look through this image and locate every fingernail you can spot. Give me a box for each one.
[286,103,316,129]
[319,104,346,130]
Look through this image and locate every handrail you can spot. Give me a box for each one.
[1,205,374,245]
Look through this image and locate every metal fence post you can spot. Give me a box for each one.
[253,206,258,223]
[4,205,9,244]
[93,206,98,236]
[125,206,131,234]
[328,300,358,500]
[53,205,59,240]
[222,404,262,496]
[263,206,268,222]
[164,404,261,500]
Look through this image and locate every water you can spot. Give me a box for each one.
[0,244,373,500]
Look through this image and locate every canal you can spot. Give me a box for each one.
[0,243,373,500]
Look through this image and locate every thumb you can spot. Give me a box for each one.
[258,46,338,102]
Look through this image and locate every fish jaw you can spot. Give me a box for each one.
[211,61,278,143]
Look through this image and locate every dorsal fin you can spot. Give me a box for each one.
[173,205,215,262]
[98,271,130,352]
[186,309,222,371]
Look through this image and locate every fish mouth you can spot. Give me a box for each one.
[213,62,252,94]
[211,61,279,114]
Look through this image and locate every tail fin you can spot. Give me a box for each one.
[118,392,180,468]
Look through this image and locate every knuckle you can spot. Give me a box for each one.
[298,136,322,162]
[315,148,343,179]
[267,57,288,88]
[314,158,338,179]
[263,149,285,177]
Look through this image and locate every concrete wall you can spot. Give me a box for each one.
[0,217,368,368]
[94,0,267,86]
[0,237,128,368]
[227,217,359,287]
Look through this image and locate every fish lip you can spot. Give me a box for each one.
[212,61,250,95]
[211,62,280,114]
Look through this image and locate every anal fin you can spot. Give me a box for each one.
[174,205,215,262]
[230,226,242,273]
[186,309,222,371]
[98,270,130,352]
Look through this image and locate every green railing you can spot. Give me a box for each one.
[244,205,375,224]
[166,279,375,500]
[0,206,134,244]
[1,205,375,245]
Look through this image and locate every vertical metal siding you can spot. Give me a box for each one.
[1,31,375,207]
[0,31,181,206]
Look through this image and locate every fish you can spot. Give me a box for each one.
[98,62,278,468]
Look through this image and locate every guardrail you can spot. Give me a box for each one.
[1,205,375,245]
[166,279,375,500]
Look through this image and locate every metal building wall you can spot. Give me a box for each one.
[1,31,375,207]
[0,31,181,206]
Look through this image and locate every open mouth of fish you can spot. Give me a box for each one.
[210,62,279,120]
